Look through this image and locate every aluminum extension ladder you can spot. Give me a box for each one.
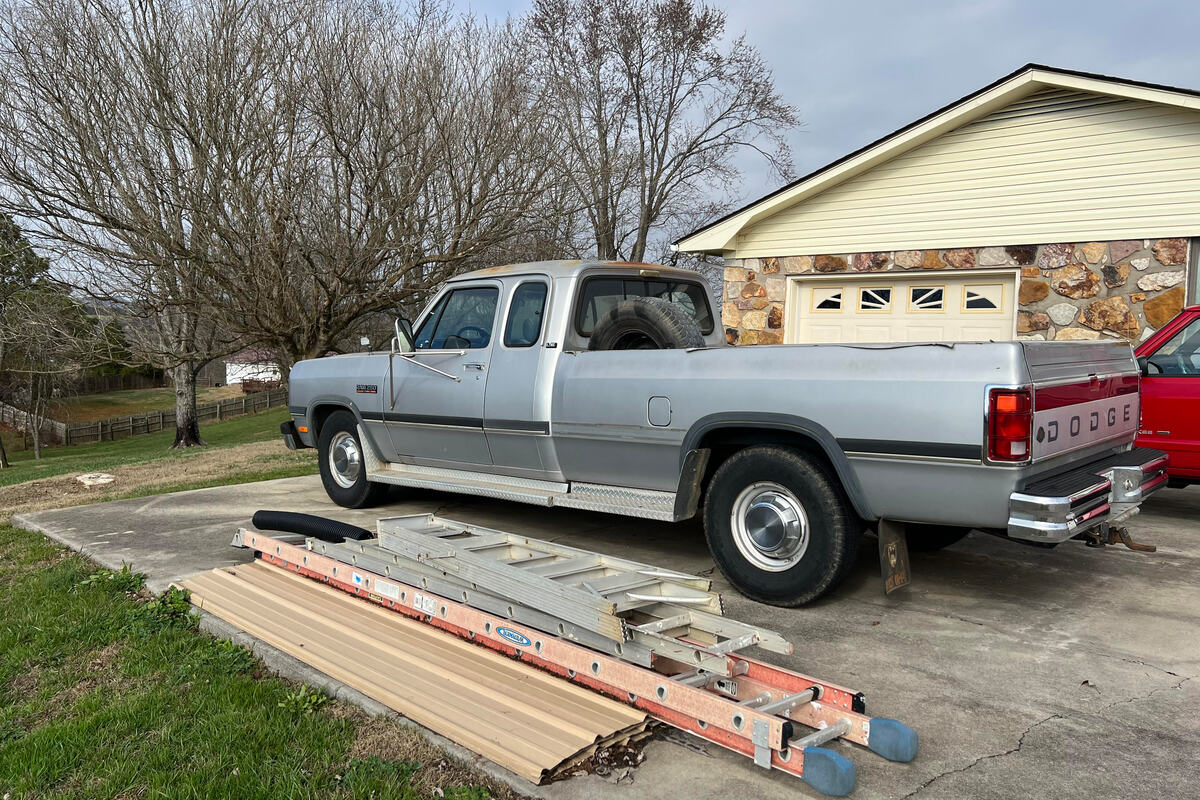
[232,515,918,796]
[317,513,791,674]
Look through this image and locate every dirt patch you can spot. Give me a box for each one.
[38,642,128,722]
[0,440,313,521]
[340,707,520,800]
[6,666,43,699]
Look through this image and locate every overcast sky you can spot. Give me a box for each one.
[459,0,1200,202]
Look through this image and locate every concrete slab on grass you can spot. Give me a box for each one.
[15,476,1200,800]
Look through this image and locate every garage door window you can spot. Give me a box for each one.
[858,287,892,312]
[964,284,1004,312]
[908,286,944,312]
[812,287,842,311]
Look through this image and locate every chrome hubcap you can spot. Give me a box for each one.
[730,482,809,572]
[329,431,361,489]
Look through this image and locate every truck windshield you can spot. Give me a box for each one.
[576,276,714,336]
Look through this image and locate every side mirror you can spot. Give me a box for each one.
[394,317,415,353]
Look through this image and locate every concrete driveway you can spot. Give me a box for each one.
[15,477,1200,800]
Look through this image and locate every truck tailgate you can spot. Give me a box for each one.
[1020,341,1140,463]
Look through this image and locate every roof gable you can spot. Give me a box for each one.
[676,64,1200,254]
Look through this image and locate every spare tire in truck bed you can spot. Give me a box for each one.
[588,296,705,350]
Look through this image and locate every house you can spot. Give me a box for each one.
[675,65,1200,346]
[225,347,282,386]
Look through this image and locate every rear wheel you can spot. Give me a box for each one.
[904,525,971,552]
[703,446,859,606]
[317,410,389,508]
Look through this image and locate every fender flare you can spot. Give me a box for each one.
[680,412,876,521]
[300,397,390,463]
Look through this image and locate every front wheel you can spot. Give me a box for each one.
[703,446,860,606]
[317,410,389,508]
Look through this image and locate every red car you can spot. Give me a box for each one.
[1135,306,1200,486]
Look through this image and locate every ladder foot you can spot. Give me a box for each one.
[867,718,919,762]
[800,747,856,797]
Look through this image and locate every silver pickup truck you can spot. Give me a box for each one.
[283,259,1167,605]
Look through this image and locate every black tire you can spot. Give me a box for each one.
[588,296,705,351]
[905,524,971,552]
[317,410,389,509]
[703,446,859,606]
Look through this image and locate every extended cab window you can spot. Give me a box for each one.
[504,281,548,347]
[1147,318,1200,376]
[413,286,499,349]
[575,277,714,336]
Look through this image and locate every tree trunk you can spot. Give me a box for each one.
[0,432,9,468]
[170,363,205,448]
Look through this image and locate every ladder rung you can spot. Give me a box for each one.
[521,556,601,578]
[739,692,772,708]
[581,573,659,594]
[705,632,759,655]
[758,688,817,716]
[623,592,713,607]
[671,669,712,687]
[499,552,559,566]
[790,718,852,749]
[633,613,692,634]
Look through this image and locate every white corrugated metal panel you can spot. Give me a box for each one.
[182,563,650,783]
[734,88,1200,256]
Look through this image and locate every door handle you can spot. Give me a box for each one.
[464,363,485,371]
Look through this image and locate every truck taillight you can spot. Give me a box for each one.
[988,388,1032,462]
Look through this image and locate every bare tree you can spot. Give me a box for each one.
[0,291,100,458]
[528,0,798,263]
[195,2,559,368]
[0,0,274,446]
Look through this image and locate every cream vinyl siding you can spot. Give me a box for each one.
[735,89,1200,257]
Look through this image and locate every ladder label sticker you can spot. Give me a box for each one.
[352,572,367,588]
[374,579,401,601]
[412,592,437,615]
[496,627,532,648]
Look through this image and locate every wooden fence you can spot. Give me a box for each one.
[76,373,165,395]
[0,400,68,445]
[61,387,288,445]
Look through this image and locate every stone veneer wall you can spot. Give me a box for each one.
[721,238,1191,346]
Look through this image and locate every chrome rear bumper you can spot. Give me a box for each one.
[1008,448,1168,543]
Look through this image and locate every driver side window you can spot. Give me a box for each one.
[413,286,499,350]
[1148,318,1200,376]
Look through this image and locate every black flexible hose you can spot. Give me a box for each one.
[251,510,372,543]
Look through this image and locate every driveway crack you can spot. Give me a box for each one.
[901,714,1062,799]
[1098,674,1194,712]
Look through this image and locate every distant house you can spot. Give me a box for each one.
[677,64,1200,346]
[225,348,282,386]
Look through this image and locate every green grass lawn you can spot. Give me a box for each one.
[0,408,306,490]
[0,525,506,799]
[48,385,245,423]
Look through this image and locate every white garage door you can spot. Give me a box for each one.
[788,271,1018,344]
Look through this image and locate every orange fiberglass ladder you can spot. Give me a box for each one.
[230,511,919,796]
